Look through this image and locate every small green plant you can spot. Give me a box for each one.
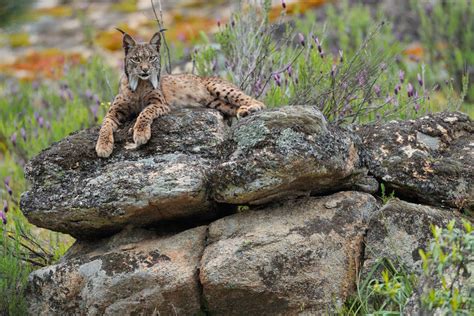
[339,257,416,315]
[418,220,473,314]
[380,183,395,205]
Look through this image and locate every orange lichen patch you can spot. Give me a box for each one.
[96,26,138,51]
[167,14,217,42]
[8,33,30,48]
[0,49,84,80]
[403,43,424,61]
[34,6,73,17]
[269,0,327,20]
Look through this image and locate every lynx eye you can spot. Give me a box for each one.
[130,57,140,63]
[149,56,158,62]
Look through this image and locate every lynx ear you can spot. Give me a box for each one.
[149,32,161,51]
[116,28,136,55]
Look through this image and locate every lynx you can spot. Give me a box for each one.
[95,30,265,158]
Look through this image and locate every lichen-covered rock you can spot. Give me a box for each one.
[21,106,371,238]
[356,111,473,212]
[21,108,227,239]
[200,191,379,315]
[26,226,207,316]
[363,198,462,274]
[212,106,368,204]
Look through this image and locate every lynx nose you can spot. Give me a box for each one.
[140,66,150,74]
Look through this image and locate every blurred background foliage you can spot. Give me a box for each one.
[0,0,472,314]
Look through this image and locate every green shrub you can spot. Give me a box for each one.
[418,220,473,314]
[340,220,473,315]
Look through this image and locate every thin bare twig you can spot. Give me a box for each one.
[151,0,171,74]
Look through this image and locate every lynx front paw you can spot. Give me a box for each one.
[133,123,151,146]
[96,136,114,158]
[236,102,264,119]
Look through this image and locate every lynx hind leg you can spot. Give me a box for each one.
[204,77,265,118]
[206,99,237,117]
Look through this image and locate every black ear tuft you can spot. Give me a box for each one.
[116,28,136,55]
[149,32,161,51]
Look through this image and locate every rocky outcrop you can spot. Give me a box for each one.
[356,111,473,212]
[21,106,472,315]
[21,106,368,239]
[201,191,378,315]
[26,191,378,315]
[27,226,207,315]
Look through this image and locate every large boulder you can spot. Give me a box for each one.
[212,106,368,204]
[356,111,473,212]
[21,106,370,238]
[200,191,379,315]
[363,198,462,274]
[21,108,228,239]
[26,226,207,316]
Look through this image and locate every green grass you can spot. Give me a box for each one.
[0,57,118,314]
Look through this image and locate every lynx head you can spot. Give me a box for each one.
[118,29,161,91]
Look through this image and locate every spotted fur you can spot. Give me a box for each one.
[96,31,265,158]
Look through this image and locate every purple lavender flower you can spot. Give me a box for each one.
[399,70,405,83]
[10,133,17,147]
[394,84,401,95]
[407,83,414,97]
[287,65,293,77]
[90,105,99,121]
[331,64,337,78]
[5,183,12,197]
[273,74,281,87]
[313,36,322,52]
[374,84,381,97]
[231,19,235,28]
[3,200,7,213]
[417,73,423,87]
[20,128,26,141]
[38,116,44,128]
[85,89,93,100]
[282,0,286,9]
[217,19,221,27]
[0,210,6,224]
[32,81,40,91]
[414,103,421,113]
[94,95,101,106]
[34,112,40,121]
[298,33,305,47]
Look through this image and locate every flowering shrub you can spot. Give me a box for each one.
[192,0,466,125]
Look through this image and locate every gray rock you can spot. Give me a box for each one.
[363,198,463,274]
[21,106,369,238]
[356,111,473,212]
[26,226,207,316]
[21,108,228,239]
[200,191,379,315]
[212,106,367,205]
